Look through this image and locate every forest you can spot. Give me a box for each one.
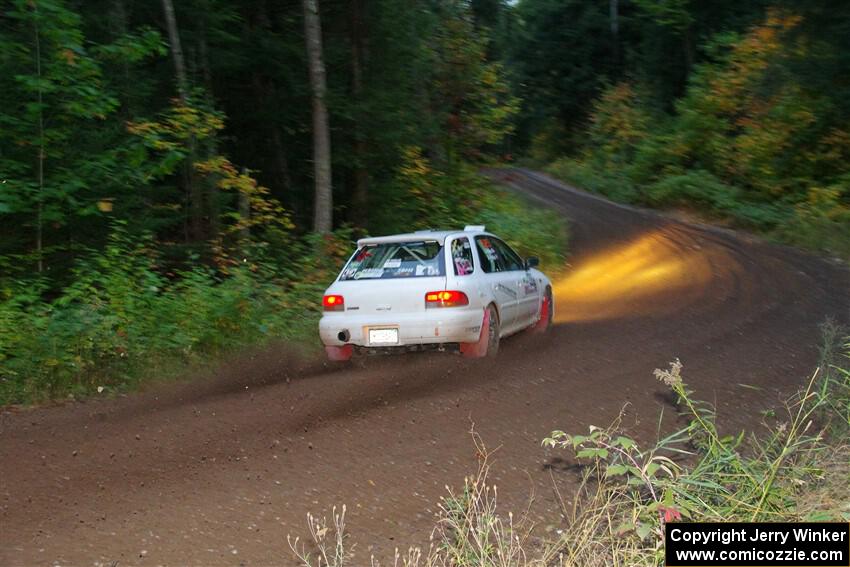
[1,0,848,403]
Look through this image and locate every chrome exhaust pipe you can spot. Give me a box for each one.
[338,329,350,342]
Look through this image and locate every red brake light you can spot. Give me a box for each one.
[323,294,345,311]
[425,290,469,308]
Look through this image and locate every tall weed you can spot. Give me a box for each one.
[290,349,850,566]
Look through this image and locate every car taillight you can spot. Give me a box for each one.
[425,290,469,308]
[323,294,345,311]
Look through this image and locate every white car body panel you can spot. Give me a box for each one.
[319,229,553,350]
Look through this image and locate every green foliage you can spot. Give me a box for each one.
[507,0,769,152]
[0,0,554,406]
[645,170,789,229]
[476,188,568,274]
[547,157,641,204]
[0,0,163,267]
[509,0,621,153]
[0,194,566,405]
[375,147,568,272]
[633,0,694,32]
[585,83,652,168]
[0,225,354,405]
[775,182,850,259]
[127,96,225,178]
[429,3,520,163]
[545,9,850,258]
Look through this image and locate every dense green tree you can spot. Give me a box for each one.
[507,0,769,157]
[551,5,850,255]
[509,0,620,156]
[0,0,520,277]
[0,0,162,273]
[4,0,843,268]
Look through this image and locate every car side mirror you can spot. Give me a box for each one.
[524,256,539,270]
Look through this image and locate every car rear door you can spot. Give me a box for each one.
[492,238,540,328]
[473,235,520,332]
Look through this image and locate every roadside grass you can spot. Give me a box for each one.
[477,184,569,278]
[0,184,569,407]
[0,229,345,406]
[289,330,850,566]
[546,158,850,261]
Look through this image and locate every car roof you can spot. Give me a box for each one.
[357,227,487,247]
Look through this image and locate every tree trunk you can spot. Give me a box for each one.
[610,0,619,68]
[198,23,219,242]
[161,0,188,100]
[271,127,293,194]
[32,2,44,273]
[350,0,369,225]
[161,0,203,242]
[248,1,292,198]
[303,0,333,234]
[239,180,250,257]
[111,0,134,117]
[684,25,695,71]
[198,33,213,92]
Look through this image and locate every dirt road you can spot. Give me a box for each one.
[2,169,847,566]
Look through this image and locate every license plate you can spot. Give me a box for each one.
[368,328,399,345]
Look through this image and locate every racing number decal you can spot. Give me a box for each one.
[521,275,538,294]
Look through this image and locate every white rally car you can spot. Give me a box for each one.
[319,226,553,361]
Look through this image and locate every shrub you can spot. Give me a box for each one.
[477,187,568,275]
[542,359,843,566]
[374,149,569,274]
[586,83,651,169]
[814,321,850,431]
[775,183,850,258]
[645,170,789,230]
[0,227,353,405]
[1,189,569,406]
[547,158,641,204]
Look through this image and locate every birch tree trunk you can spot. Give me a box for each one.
[161,0,188,100]
[303,0,333,234]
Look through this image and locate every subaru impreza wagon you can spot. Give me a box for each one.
[319,226,553,361]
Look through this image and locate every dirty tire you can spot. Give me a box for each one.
[325,345,353,362]
[531,287,553,334]
[461,304,500,358]
[485,304,500,356]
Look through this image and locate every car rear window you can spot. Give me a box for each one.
[450,237,475,275]
[339,241,446,280]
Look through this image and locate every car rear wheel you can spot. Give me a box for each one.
[461,304,500,358]
[531,287,553,333]
[325,345,353,362]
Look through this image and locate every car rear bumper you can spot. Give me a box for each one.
[319,308,484,347]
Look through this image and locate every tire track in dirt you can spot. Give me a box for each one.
[1,169,847,566]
